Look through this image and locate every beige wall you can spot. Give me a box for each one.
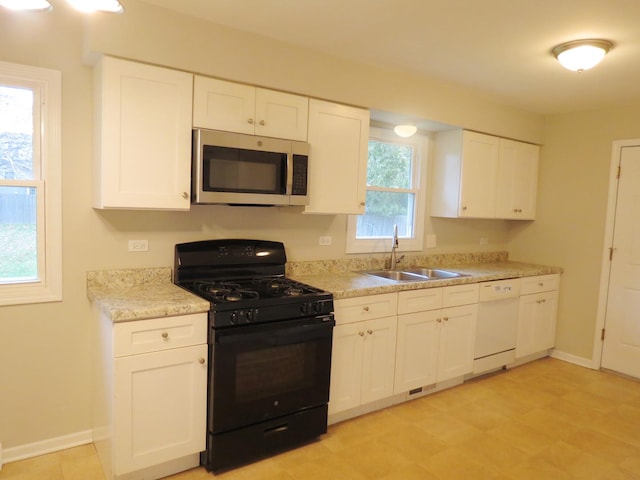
[0,0,550,452]
[509,104,640,360]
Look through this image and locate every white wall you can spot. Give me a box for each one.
[0,0,541,452]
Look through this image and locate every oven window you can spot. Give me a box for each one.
[203,145,286,194]
[235,343,316,403]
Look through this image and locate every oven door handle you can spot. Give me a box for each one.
[216,317,335,346]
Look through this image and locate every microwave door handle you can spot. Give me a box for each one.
[285,152,293,196]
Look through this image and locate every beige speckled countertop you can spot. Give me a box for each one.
[87,267,209,323]
[87,253,562,321]
[289,261,562,300]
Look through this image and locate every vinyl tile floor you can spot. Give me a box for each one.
[2,357,640,480]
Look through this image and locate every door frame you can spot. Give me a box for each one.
[592,138,640,369]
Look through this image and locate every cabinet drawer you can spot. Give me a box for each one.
[398,288,443,314]
[334,293,398,325]
[114,313,207,357]
[520,274,560,295]
[442,283,479,308]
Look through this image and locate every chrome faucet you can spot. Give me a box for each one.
[390,224,399,270]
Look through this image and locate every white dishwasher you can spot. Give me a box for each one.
[473,278,521,374]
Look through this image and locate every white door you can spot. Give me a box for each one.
[601,145,640,378]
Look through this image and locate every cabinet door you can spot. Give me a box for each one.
[459,131,499,218]
[113,344,207,475]
[360,316,397,404]
[192,76,256,134]
[437,304,477,382]
[516,291,558,358]
[394,311,439,394]
[96,56,193,210]
[254,88,308,141]
[496,139,539,219]
[329,322,364,414]
[305,99,369,214]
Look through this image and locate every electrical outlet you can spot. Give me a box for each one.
[318,236,332,246]
[480,237,489,245]
[426,234,437,249]
[128,240,149,252]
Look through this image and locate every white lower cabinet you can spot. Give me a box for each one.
[94,312,208,480]
[330,286,479,417]
[394,284,479,394]
[329,275,559,423]
[329,294,397,414]
[394,310,440,393]
[516,274,560,358]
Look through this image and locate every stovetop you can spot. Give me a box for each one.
[174,239,334,327]
[181,276,328,305]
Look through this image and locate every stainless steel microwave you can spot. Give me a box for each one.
[192,129,310,206]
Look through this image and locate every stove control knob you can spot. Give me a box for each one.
[230,311,238,325]
[246,308,258,323]
[313,301,322,314]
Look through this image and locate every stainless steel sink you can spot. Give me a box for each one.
[360,267,467,282]
[401,268,467,279]
[362,270,430,282]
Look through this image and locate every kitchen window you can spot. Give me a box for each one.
[0,61,61,306]
[346,127,426,254]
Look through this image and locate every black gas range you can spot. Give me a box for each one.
[174,239,335,472]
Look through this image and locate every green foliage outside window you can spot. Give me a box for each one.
[365,140,413,217]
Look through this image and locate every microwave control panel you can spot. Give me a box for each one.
[292,154,308,196]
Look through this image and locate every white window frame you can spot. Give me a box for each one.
[346,127,427,254]
[0,61,62,306]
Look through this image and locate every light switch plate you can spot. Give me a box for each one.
[426,234,437,249]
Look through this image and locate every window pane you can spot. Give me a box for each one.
[0,85,34,180]
[367,141,413,189]
[0,185,38,282]
[356,190,415,239]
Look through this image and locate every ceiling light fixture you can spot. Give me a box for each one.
[552,39,613,72]
[0,0,52,11]
[393,124,418,138]
[65,0,124,13]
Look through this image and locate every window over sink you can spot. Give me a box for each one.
[346,127,426,254]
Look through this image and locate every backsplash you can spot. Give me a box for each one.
[286,251,509,276]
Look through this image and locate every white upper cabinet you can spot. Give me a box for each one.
[431,130,539,220]
[94,56,193,210]
[495,139,539,219]
[305,99,370,215]
[459,132,499,218]
[193,76,309,141]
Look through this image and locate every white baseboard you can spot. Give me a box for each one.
[3,430,92,464]
[550,349,595,369]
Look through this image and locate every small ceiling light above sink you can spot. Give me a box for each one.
[66,0,124,13]
[0,0,52,11]
[393,124,418,138]
[552,39,613,72]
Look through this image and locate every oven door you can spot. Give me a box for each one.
[210,315,334,434]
